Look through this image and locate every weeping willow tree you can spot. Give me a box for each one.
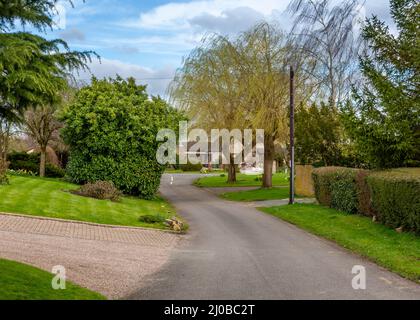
[170,35,245,183]
[236,23,298,188]
[171,23,310,187]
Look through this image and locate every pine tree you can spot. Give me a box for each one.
[342,0,419,168]
[0,0,96,181]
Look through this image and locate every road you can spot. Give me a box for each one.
[128,174,420,300]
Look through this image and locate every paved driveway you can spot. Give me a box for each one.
[0,214,181,299]
[128,174,420,300]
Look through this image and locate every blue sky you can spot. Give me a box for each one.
[44,0,393,97]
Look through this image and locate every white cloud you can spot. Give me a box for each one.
[189,7,266,34]
[79,58,176,97]
[130,0,288,31]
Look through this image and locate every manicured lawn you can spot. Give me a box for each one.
[221,187,295,202]
[0,259,105,300]
[0,175,177,229]
[260,204,420,282]
[165,169,202,174]
[195,173,288,187]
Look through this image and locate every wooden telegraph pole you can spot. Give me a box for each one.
[289,66,295,205]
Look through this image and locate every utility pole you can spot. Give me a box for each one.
[289,66,295,205]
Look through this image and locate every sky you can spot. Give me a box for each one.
[43,0,393,97]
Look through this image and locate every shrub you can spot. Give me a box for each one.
[8,152,65,178]
[367,170,420,233]
[312,167,359,213]
[76,181,121,202]
[312,167,340,206]
[61,77,184,199]
[180,162,202,172]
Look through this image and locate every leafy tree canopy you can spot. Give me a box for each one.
[0,0,95,116]
[342,0,420,168]
[62,77,185,198]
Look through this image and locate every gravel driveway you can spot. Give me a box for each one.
[0,213,182,299]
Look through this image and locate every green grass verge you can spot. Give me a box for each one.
[195,173,288,188]
[221,187,296,202]
[0,259,105,300]
[164,169,203,174]
[0,175,178,229]
[260,204,420,282]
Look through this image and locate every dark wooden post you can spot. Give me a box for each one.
[289,66,295,205]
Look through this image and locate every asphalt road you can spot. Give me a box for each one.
[128,174,420,300]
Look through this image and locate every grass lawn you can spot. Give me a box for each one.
[165,169,203,174]
[260,204,420,282]
[0,175,178,229]
[221,187,296,202]
[0,259,105,300]
[195,172,288,188]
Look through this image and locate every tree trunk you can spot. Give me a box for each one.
[227,153,237,183]
[262,135,275,188]
[40,147,47,177]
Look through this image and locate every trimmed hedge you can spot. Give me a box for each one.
[312,167,359,213]
[367,170,420,233]
[312,167,420,234]
[7,152,65,178]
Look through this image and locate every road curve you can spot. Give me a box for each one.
[128,174,420,300]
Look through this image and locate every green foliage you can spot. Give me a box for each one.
[313,167,420,234]
[312,167,358,213]
[76,181,122,202]
[296,103,343,165]
[8,152,65,178]
[180,162,202,172]
[330,171,358,214]
[62,77,183,199]
[0,1,95,118]
[295,102,363,167]
[342,0,420,168]
[367,170,420,234]
[0,1,69,32]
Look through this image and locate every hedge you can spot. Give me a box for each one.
[367,170,420,233]
[312,167,359,213]
[7,152,65,178]
[312,167,419,234]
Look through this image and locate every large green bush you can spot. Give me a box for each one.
[367,170,420,234]
[61,77,183,199]
[312,167,358,213]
